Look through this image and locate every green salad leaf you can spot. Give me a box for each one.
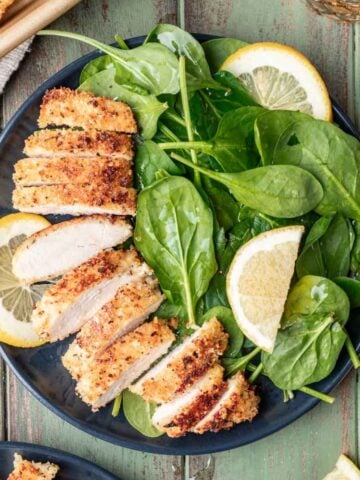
[123,390,163,437]
[79,68,167,139]
[202,37,248,73]
[134,176,217,324]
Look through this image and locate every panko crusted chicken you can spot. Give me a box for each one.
[63,276,164,380]
[24,129,134,159]
[75,318,175,410]
[152,364,226,438]
[38,87,137,133]
[32,248,148,342]
[130,317,228,403]
[13,156,133,187]
[7,454,59,480]
[12,182,136,216]
[12,215,132,283]
[191,372,259,434]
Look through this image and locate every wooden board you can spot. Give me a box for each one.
[1,0,359,479]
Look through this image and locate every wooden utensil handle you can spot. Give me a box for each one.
[0,0,81,57]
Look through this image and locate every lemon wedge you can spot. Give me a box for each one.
[0,213,50,347]
[221,42,332,121]
[226,226,304,352]
[323,454,360,480]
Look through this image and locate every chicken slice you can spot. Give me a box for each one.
[7,453,59,480]
[14,157,133,187]
[63,276,164,380]
[130,317,228,404]
[24,129,134,159]
[13,215,132,283]
[12,183,136,216]
[75,318,175,411]
[152,364,226,438]
[38,87,137,133]
[32,248,147,342]
[192,372,260,434]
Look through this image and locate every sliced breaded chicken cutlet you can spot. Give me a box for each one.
[32,248,147,342]
[75,318,175,410]
[152,364,226,438]
[24,129,134,159]
[13,215,132,283]
[130,317,228,404]
[14,156,133,187]
[38,87,137,133]
[7,453,59,480]
[12,182,136,216]
[191,372,260,434]
[63,275,164,380]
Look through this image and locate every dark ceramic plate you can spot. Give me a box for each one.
[0,35,359,455]
[0,442,118,479]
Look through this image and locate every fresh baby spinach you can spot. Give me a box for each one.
[135,140,184,188]
[296,214,353,279]
[40,30,180,96]
[123,390,163,437]
[134,176,217,325]
[79,68,167,139]
[170,154,323,218]
[202,37,248,73]
[334,277,360,309]
[146,23,217,90]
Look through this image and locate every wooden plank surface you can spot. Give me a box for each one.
[1,1,359,479]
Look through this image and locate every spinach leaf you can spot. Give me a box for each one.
[273,117,360,220]
[202,177,239,232]
[204,71,259,114]
[134,176,217,324]
[171,155,324,218]
[189,92,220,140]
[146,24,217,90]
[254,110,311,165]
[79,68,167,139]
[80,54,114,84]
[283,275,350,328]
[262,313,347,390]
[155,300,187,321]
[334,277,360,309]
[350,221,360,278]
[200,306,244,357]
[40,30,180,95]
[135,140,184,188]
[160,107,265,172]
[123,390,163,437]
[202,37,248,73]
[296,214,352,279]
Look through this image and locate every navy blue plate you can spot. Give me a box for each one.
[0,35,359,455]
[0,442,118,479]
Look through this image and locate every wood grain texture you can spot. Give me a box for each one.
[2,1,181,479]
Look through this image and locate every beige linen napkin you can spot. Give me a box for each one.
[0,37,33,93]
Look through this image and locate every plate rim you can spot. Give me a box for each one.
[0,33,359,456]
[0,441,118,479]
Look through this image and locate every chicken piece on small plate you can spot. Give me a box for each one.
[14,157,133,187]
[130,317,228,404]
[38,87,137,133]
[152,364,226,438]
[24,129,134,159]
[32,248,147,342]
[191,372,260,434]
[75,318,175,411]
[12,215,132,283]
[63,275,164,380]
[12,183,136,216]
[7,453,59,480]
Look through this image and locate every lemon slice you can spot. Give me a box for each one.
[323,454,360,480]
[0,213,50,347]
[226,226,304,352]
[221,42,332,121]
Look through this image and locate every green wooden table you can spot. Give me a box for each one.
[1,1,359,478]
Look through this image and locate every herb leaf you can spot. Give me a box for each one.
[123,390,163,437]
